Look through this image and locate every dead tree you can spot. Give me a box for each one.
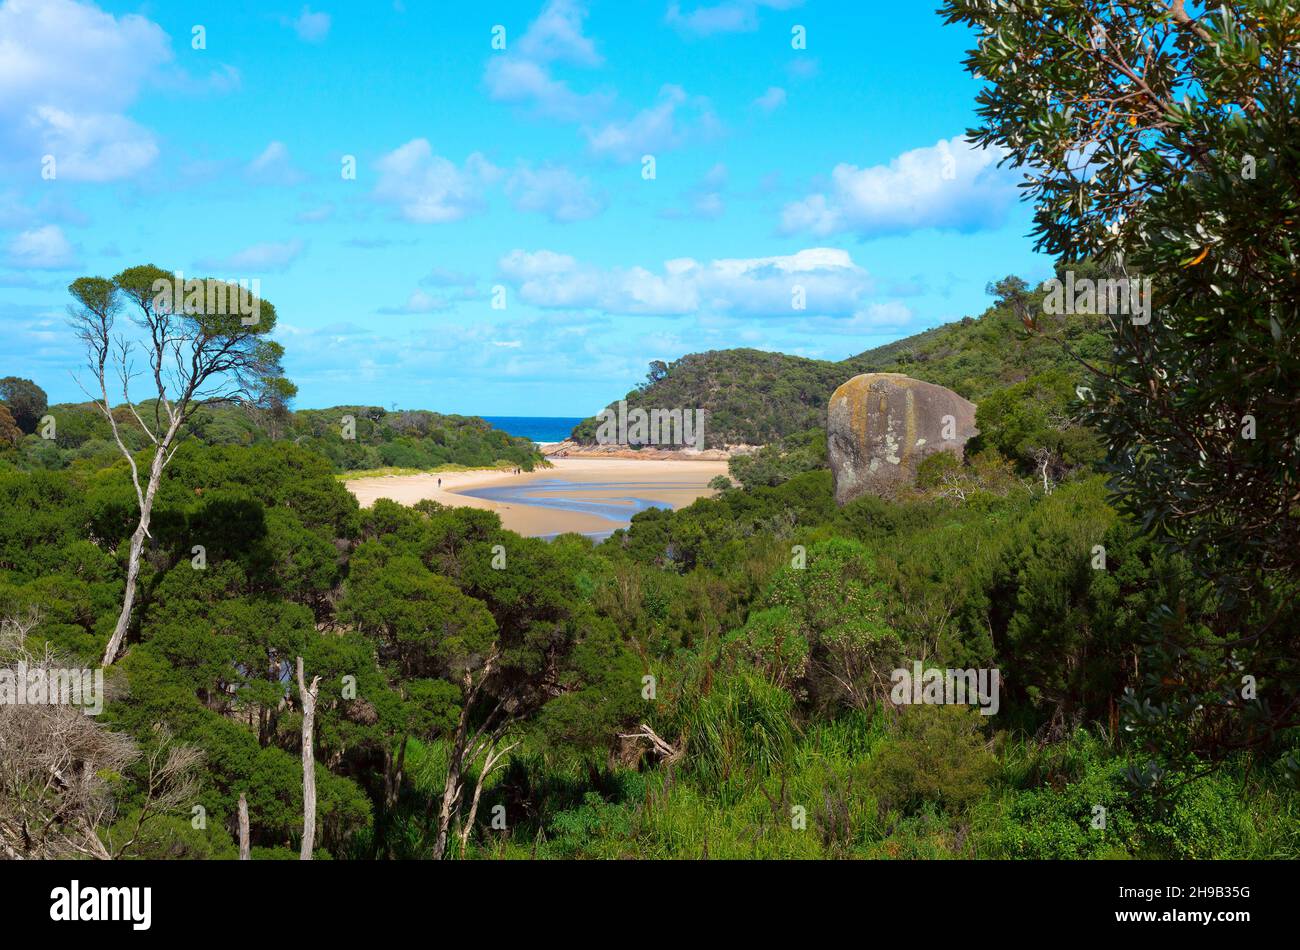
[617,723,682,764]
[296,656,320,860]
[1,614,199,859]
[105,725,202,859]
[457,739,518,857]
[431,650,513,861]
[238,793,250,860]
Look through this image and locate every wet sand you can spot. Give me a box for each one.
[344,457,729,537]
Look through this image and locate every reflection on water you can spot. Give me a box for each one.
[456,478,706,539]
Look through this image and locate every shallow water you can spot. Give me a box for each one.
[457,478,704,538]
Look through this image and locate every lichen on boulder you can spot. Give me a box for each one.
[827,373,977,505]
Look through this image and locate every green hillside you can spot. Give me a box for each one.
[570,271,1112,448]
[3,399,544,475]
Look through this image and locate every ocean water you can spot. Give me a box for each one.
[481,416,585,443]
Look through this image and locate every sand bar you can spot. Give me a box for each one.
[344,457,729,537]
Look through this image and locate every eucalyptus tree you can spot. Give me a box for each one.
[68,265,289,665]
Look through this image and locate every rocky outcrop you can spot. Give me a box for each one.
[827,373,977,504]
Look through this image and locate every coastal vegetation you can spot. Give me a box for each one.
[568,267,1111,450]
[0,384,544,478]
[2,0,1296,861]
[3,257,1295,859]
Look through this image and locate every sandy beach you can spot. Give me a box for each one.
[344,457,730,537]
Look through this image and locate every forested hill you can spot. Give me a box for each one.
[1,395,544,475]
[570,272,1112,448]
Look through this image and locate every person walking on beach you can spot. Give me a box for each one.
[437,478,442,488]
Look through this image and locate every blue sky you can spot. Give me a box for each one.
[0,0,1052,416]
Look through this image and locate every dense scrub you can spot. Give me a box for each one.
[0,393,542,476]
[1,425,1294,858]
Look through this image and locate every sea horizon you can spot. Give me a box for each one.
[480,416,585,444]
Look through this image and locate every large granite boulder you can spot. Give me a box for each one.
[827,373,977,505]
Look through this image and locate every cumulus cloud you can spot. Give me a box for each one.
[291,6,331,43]
[275,309,635,399]
[805,300,917,336]
[420,266,477,289]
[660,162,727,220]
[199,238,305,273]
[666,0,803,36]
[0,0,236,181]
[786,57,818,80]
[5,224,77,269]
[378,267,483,314]
[483,0,611,121]
[516,0,601,65]
[378,290,454,315]
[781,136,1017,238]
[295,202,334,223]
[0,0,172,180]
[585,84,719,162]
[484,59,609,122]
[505,163,605,222]
[372,141,603,225]
[246,141,305,186]
[753,86,786,112]
[498,246,872,317]
[372,139,501,223]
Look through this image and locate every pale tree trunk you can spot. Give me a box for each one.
[457,740,517,857]
[102,421,180,666]
[431,653,499,861]
[238,793,250,860]
[70,276,280,669]
[296,656,320,860]
[431,717,469,861]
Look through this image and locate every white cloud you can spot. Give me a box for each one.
[27,106,159,182]
[786,57,818,80]
[0,0,173,180]
[666,0,802,36]
[5,224,77,269]
[373,143,605,225]
[275,311,637,394]
[781,136,1017,238]
[0,0,167,114]
[378,289,453,315]
[484,58,612,122]
[200,238,305,273]
[292,6,331,43]
[585,84,719,162]
[158,62,242,96]
[498,246,872,317]
[505,163,605,222]
[372,139,501,223]
[295,202,334,223]
[483,0,610,121]
[246,141,305,186]
[421,266,476,289]
[753,86,786,112]
[516,0,601,65]
[660,162,727,220]
[806,301,917,336]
